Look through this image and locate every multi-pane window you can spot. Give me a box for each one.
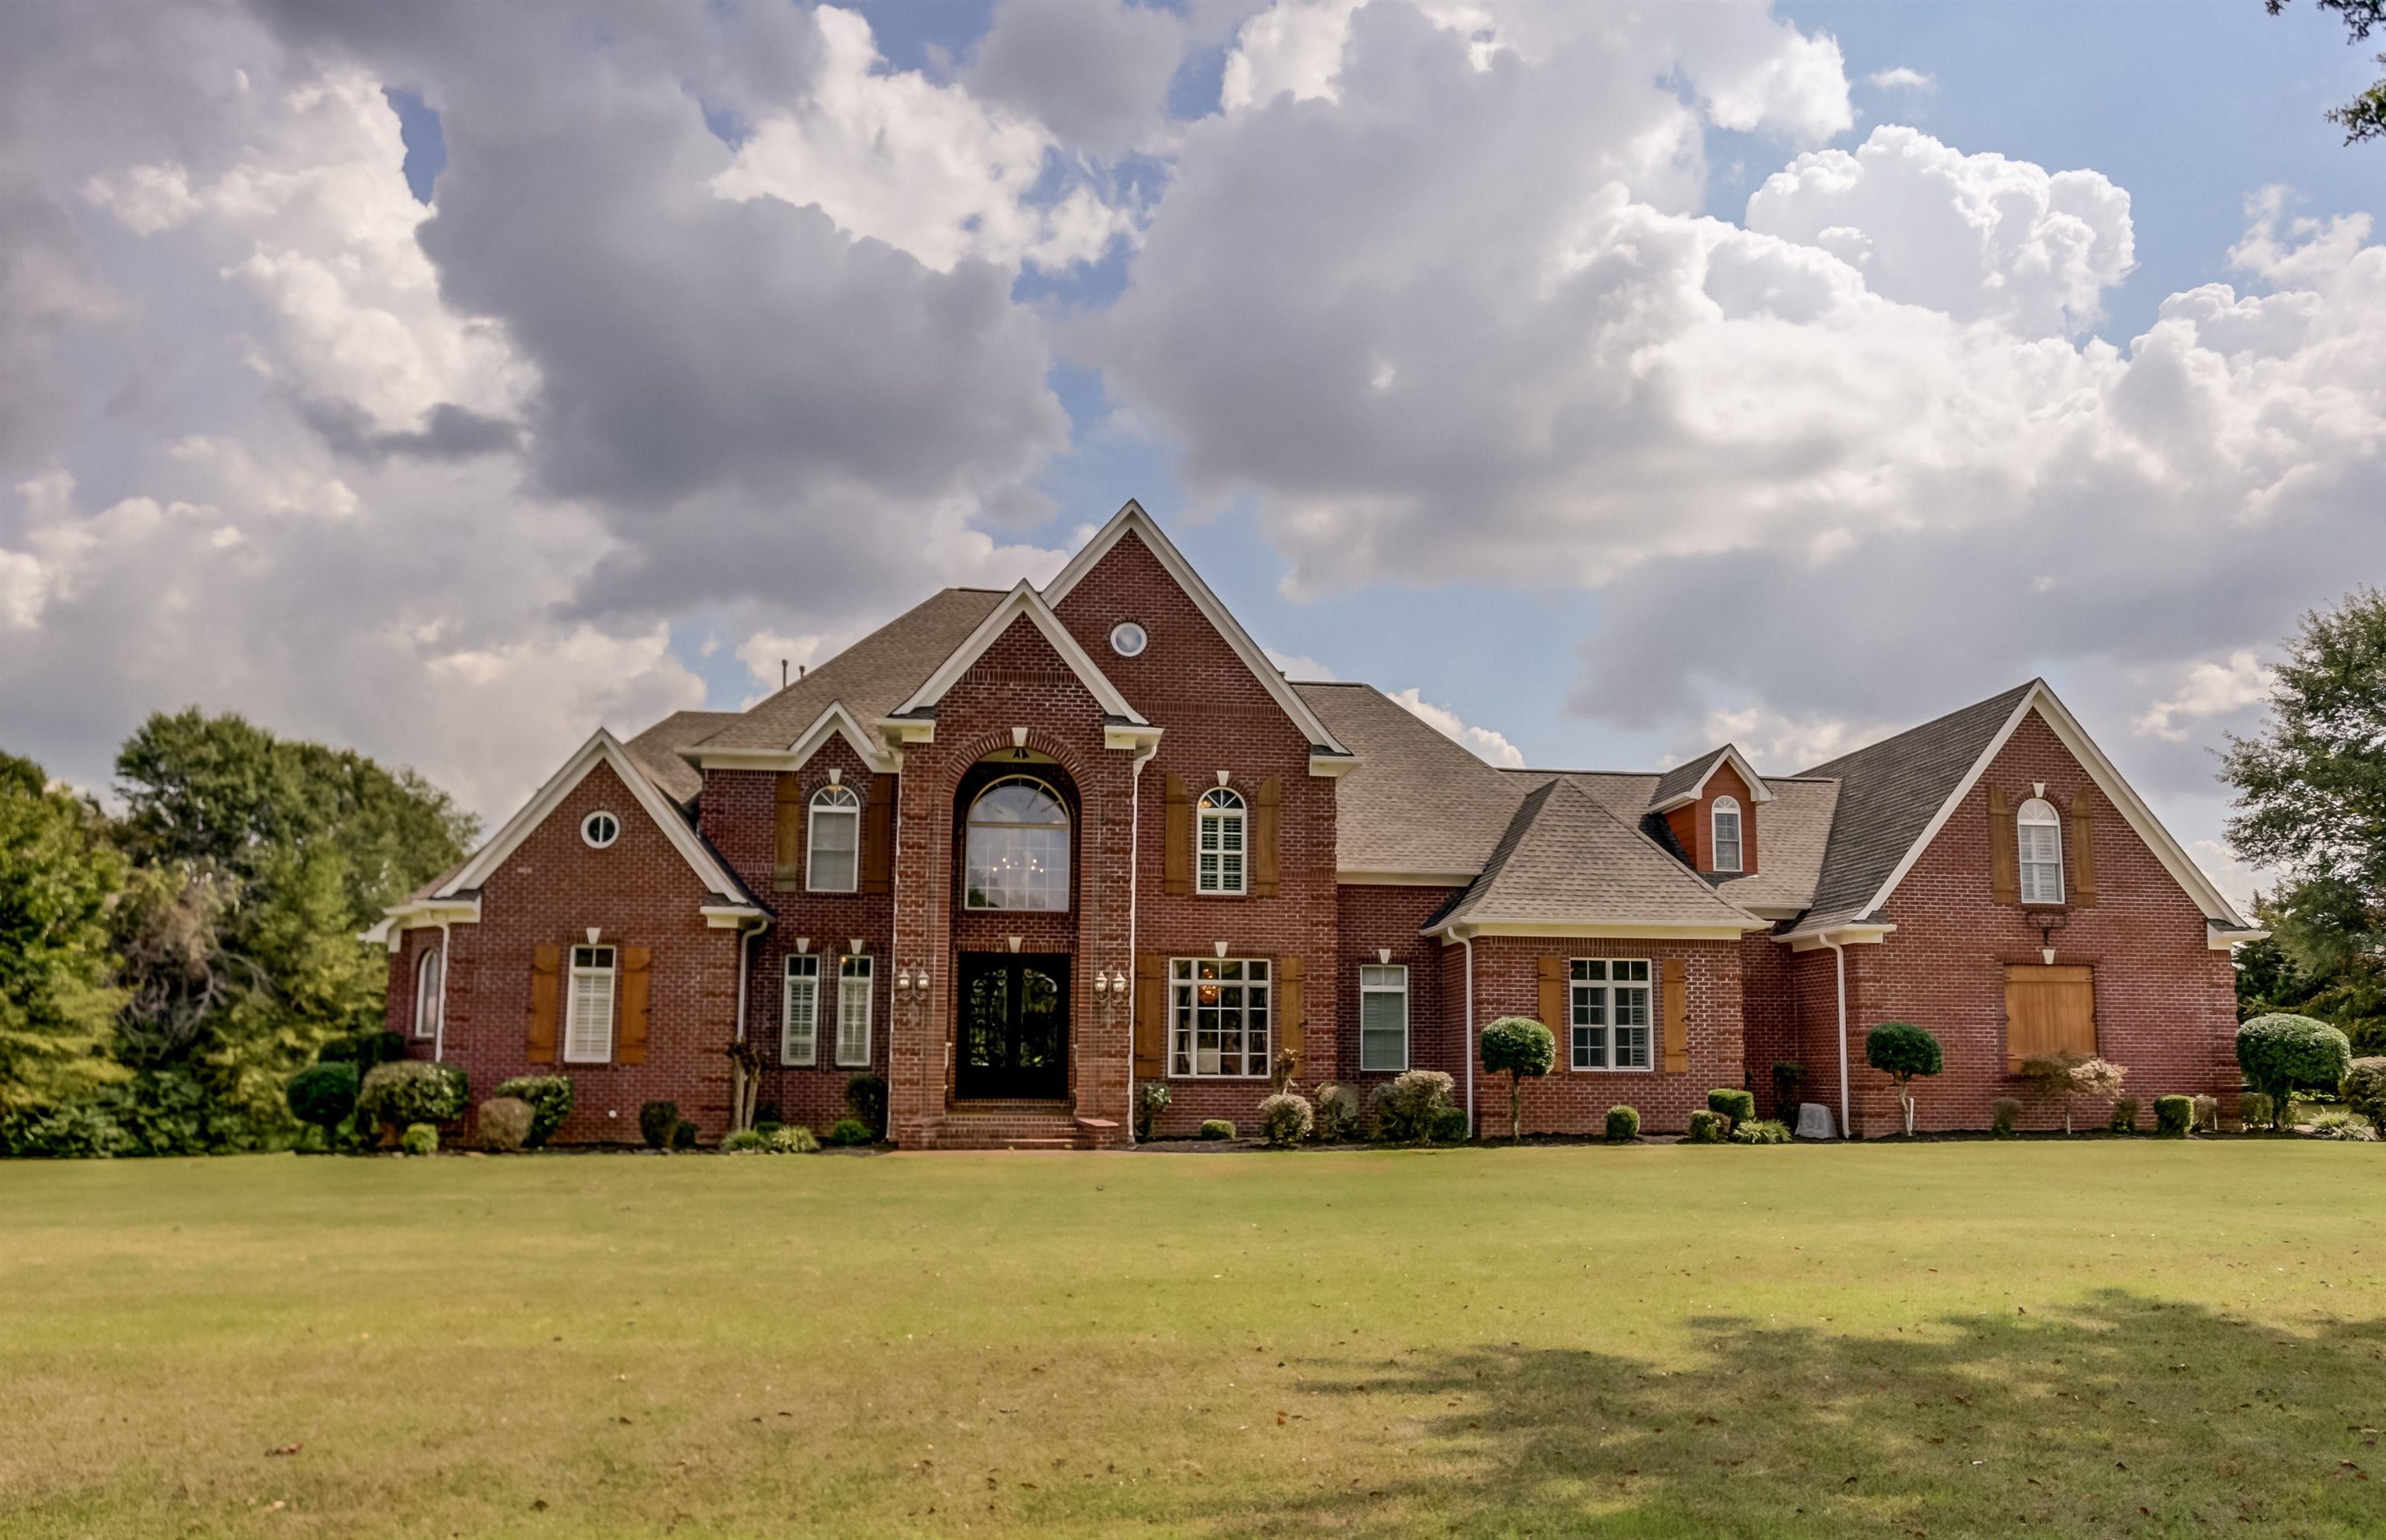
[563,944,617,1063]
[1711,795,1743,873]
[1197,787,1246,894]
[1570,958,1652,1071]
[809,785,860,892]
[412,947,442,1039]
[1359,964,1408,1072]
[1169,957,1271,1076]
[835,955,873,1067]
[2017,798,2064,904]
[782,954,820,1065]
[964,777,1070,911]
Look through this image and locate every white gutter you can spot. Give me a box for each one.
[1460,933,1476,1137]
[432,919,452,1063]
[1826,936,1850,1138]
[1126,739,1158,1142]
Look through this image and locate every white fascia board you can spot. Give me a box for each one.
[1104,721,1165,752]
[1781,923,1896,952]
[1430,919,1765,941]
[1044,499,1355,760]
[2208,921,2270,951]
[1648,744,1775,812]
[1856,683,2250,930]
[363,896,482,951]
[1307,752,1359,779]
[436,728,755,906]
[702,905,771,930]
[892,581,1147,727]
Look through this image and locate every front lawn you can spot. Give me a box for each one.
[2,1143,2378,1538]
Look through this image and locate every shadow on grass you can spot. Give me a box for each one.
[1230,1292,2383,1538]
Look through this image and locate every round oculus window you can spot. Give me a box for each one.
[1109,621,1149,658]
[581,811,621,849]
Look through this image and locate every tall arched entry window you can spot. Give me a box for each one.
[964,776,1070,911]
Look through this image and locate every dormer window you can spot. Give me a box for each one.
[2018,797,2064,904]
[1711,796,1742,873]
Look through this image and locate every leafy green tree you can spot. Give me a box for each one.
[1480,1017,1556,1141]
[0,752,130,1118]
[2267,1,2386,144]
[2224,589,2386,1055]
[1864,1021,1943,1137]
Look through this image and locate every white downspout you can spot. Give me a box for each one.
[433,919,451,1064]
[1460,932,1476,1137]
[1826,936,1849,1138]
[735,919,759,1042]
[1126,741,1157,1142]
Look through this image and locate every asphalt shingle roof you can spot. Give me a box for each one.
[694,588,1007,753]
[1650,747,1730,806]
[622,710,740,805]
[1296,681,1528,874]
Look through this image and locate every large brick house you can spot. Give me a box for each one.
[374,501,2258,1146]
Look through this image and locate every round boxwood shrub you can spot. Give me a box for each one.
[844,1073,889,1136]
[638,1100,680,1149]
[2235,1014,2353,1128]
[1257,1093,1314,1148]
[1706,1088,1757,1128]
[476,1097,534,1152]
[1605,1105,1640,1142]
[823,1117,874,1147]
[357,1061,468,1132]
[1428,1107,1471,1143]
[1684,1110,1729,1144]
[2153,1094,2194,1138]
[1865,1021,1943,1137]
[1481,1017,1556,1140]
[399,1122,438,1156]
[1198,1118,1236,1142]
[2342,1057,2385,1132]
[1728,1118,1790,1145]
[286,1062,360,1145]
[493,1075,573,1146]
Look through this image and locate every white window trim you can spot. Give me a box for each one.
[835,955,873,1068]
[808,785,861,894]
[1711,796,1742,874]
[782,954,820,1066]
[1167,956,1273,1078]
[962,775,1072,913]
[580,810,620,849]
[412,947,442,1039]
[562,944,617,1065]
[1568,958,1654,1074]
[1358,963,1409,1073]
[1196,787,1247,896]
[2018,797,2064,906]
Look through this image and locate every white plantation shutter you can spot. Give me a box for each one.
[783,955,819,1065]
[836,956,872,1067]
[2018,798,2064,904]
[564,946,616,1062]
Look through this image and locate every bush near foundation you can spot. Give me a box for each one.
[2192,1093,2220,1132]
[1684,1111,1729,1144]
[493,1076,573,1146]
[475,1097,533,1152]
[1198,1118,1235,1142]
[2308,1111,2376,1141]
[1369,1070,1456,1143]
[767,1125,820,1154]
[1134,1081,1171,1141]
[1706,1088,1756,1128]
[2239,1092,2276,1131]
[1991,1097,2022,1137]
[357,1062,468,1134]
[285,1062,359,1147]
[844,1074,889,1136]
[824,1118,873,1146]
[639,1100,679,1150]
[2235,1014,2353,1129]
[1865,1021,1943,1137]
[1311,1083,1360,1142]
[2154,1095,2194,1137]
[1605,1105,1640,1142]
[1257,1093,1313,1148]
[399,1123,438,1156]
[720,1129,768,1152]
[2343,1058,2386,1131]
[2109,1097,2141,1135]
[1729,1118,1790,1145]
[1481,1017,1555,1140]
[1428,1107,1471,1143]
[673,1120,697,1149]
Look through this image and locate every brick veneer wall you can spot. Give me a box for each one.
[1739,930,1798,1112]
[385,759,741,1145]
[1331,885,1459,1090]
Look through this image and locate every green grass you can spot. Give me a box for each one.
[2,1144,2380,1538]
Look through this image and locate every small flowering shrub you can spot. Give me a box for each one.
[1198,1118,1236,1142]
[399,1122,438,1156]
[1605,1105,1640,1142]
[1729,1118,1790,1145]
[1257,1093,1314,1148]
[1684,1111,1729,1144]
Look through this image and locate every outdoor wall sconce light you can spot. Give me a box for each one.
[1092,972,1108,993]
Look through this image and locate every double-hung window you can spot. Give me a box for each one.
[1359,964,1408,1072]
[563,944,617,1064]
[1169,957,1271,1076]
[1711,795,1743,873]
[1197,787,1246,894]
[412,948,442,1039]
[782,954,820,1065]
[1570,958,1652,1071]
[809,786,861,892]
[835,955,873,1067]
[2017,798,2064,904]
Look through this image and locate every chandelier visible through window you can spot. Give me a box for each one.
[965,776,1070,911]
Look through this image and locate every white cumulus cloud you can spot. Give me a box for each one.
[1387,686,1525,767]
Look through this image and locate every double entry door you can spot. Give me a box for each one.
[956,952,1070,1100]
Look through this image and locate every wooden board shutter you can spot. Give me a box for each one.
[1277,954,1304,1064]
[617,946,652,1065]
[773,776,803,890]
[2068,787,2096,907]
[2005,965,2096,1071]
[1253,777,1282,897]
[1132,954,1166,1077]
[1988,785,2019,905]
[1661,958,1689,1072]
[1536,955,1566,1035]
[860,773,896,894]
[1163,773,1191,895]
[527,944,560,1064]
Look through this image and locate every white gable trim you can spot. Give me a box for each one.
[1428,918,1766,941]
[1856,682,2249,928]
[1044,499,1353,760]
[433,728,754,906]
[892,581,1148,727]
[1649,744,1775,812]
[691,702,895,775]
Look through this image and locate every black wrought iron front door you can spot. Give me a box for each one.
[956,953,1070,1100]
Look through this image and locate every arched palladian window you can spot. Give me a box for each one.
[965,776,1070,911]
[412,947,443,1039]
[808,784,861,892]
[2017,797,2064,904]
[1710,795,1743,874]
[1198,787,1246,894]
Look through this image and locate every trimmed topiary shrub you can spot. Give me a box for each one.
[767,1125,820,1154]
[719,1128,769,1152]
[639,1100,679,1149]
[1991,1097,2022,1137]
[2154,1094,2193,1137]
[286,1062,360,1148]
[2343,1057,2386,1132]
[1257,1093,1314,1148]
[673,1119,698,1149]
[494,1076,573,1146]
[1428,1107,1471,1143]
[1369,1069,1456,1143]
[844,1073,889,1137]
[1481,1017,1556,1140]
[1134,1080,1171,1141]
[1605,1105,1640,1142]
[399,1122,438,1156]
[1198,1118,1236,1142]
[2235,1014,2353,1130]
[1312,1083,1360,1142]
[1865,1021,1943,1136]
[2109,1097,2141,1135]
[1684,1110,1729,1144]
[1707,1088,1757,1128]
[1729,1118,1790,1145]
[476,1097,534,1152]
[357,1061,468,1135]
[823,1117,873,1147]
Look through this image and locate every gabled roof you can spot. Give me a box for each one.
[1505,768,1840,917]
[430,728,759,910]
[1649,743,1773,811]
[1297,681,1524,875]
[624,710,739,804]
[694,588,1004,754]
[1424,776,1768,937]
[1049,501,1352,759]
[892,580,1148,725]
